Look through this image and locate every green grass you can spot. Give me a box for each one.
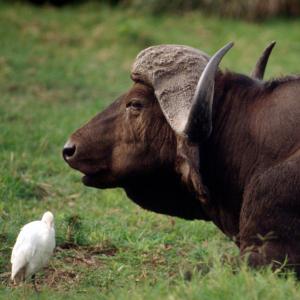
[1,2,300,299]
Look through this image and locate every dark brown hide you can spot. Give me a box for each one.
[64,63,300,274]
[203,72,300,272]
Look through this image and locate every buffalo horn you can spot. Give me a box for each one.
[184,42,234,143]
[251,41,276,80]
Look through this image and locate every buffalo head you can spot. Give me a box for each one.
[62,41,277,217]
[63,82,176,189]
[63,43,232,213]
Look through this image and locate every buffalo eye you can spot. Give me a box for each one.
[126,99,143,111]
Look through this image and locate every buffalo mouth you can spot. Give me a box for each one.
[81,170,117,189]
[64,158,114,188]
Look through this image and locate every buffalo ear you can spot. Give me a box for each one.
[175,136,209,205]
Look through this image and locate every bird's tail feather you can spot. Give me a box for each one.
[11,266,26,284]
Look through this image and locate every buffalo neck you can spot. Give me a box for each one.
[122,167,211,221]
[199,72,264,238]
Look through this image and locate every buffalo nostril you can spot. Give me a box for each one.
[63,141,76,161]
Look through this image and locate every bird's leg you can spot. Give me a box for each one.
[31,274,39,293]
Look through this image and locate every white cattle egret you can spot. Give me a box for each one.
[11,211,55,290]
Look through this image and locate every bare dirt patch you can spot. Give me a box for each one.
[41,243,118,289]
[1,243,118,290]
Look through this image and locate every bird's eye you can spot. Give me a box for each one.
[126,99,143,110]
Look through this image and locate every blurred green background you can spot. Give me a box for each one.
[1,1,300,299]
[5,0,300,20]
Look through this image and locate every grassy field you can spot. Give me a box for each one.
[1,2,300,299]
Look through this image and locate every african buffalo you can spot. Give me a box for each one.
[63,41,300,274]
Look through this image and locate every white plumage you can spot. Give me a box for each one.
[11,211,55,285]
